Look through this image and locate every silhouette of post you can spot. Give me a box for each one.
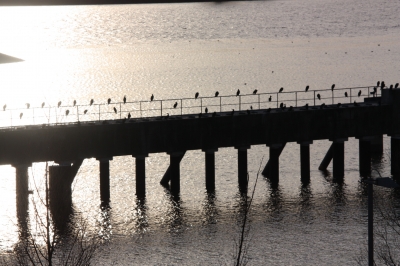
[134,155,147,198]
[318,143,333,171]
[236,146,249,192]
[169,152,185,195]
[203,149,217,192]
[14,163,30,227]
[262,143,286,176]
[358,137,372,177]
[267,143,284,182]
[298,141,312,183]
[392,136,400,180]
[160,152,186,187]
[332,138,347,180]
[98,158,112,204]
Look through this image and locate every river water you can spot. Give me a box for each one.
[0,0,400,265]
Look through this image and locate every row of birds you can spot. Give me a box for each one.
[10,81,400,117]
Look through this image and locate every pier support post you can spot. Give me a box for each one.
[298,141,312,183]
[358,137,373,177]
[98,158,112,204]
[14,164,30,224]
[267,143,284,183]
[134,155,147,198]
[203,149,217,192]
[169,152,185,195]
[332,138,347,180]
[236,146,250,192]
[160,152,186,187]
[371,135,383,154]
[392,136,400,180]
[318,144,333,171]
[262,143,286,177]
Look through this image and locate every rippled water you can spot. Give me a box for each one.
[1,0,400,264]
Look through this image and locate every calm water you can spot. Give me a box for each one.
[1,0,400,264]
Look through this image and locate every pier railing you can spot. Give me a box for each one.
[0,86,380,129]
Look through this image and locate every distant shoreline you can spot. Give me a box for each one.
[1,0,229,6]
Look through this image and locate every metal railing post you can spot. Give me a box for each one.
[77,105,79,122]
[350,89,352,103]
[181,99,183,115]
[220,97,222,112]
[200,98,202,113]
[258,94,260,109]
[99,105,101,121]
[295,92,298,107]
[239,96,241,111]
[161,100,163,116]
[314,91,316,106]
[140,101,142,118]
[332,90,334,105]
[277,93,279,108]
[120,103,122,119]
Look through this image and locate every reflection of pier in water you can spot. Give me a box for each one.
[2,87,400,225]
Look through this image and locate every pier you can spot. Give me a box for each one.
[1,86,400,211]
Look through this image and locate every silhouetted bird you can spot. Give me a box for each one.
[280,102,284,108]
[358,90,362,97]
[73,100,76,107]
[41,102,45,108]
[268,96,272,102]
[381,81,385,89]
[20,113,23,119]
[331,84,335,91]
[250,106,253,110]
[279,87,284,93]
[231,109,235,116]
[305,103,309,110]
[212,112,217,117]
[84,110,88,114]
[26,103,30,109]
[205,107,208,114]
[317,94,321,100]
[128,112,131,119]
[253,89,258,94]
[66,110,69,116]
[108,98,111,104]
[195,92,199,99]
[305,85,309,92]
[90,99,94,106]
[58,101,61,108]
[395,83,399,88]
[3,104,6,111]
[173,102,178,108]
[345,92,348,97]
[113,107,117,114]
[215,91,219,97]
[150,94,154,101]
[390,84,393,89]
[377,81,380,87]
[123,96,126,104]
[236,89,240,96]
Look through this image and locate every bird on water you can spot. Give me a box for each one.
[58,101,62,108]
[108,98,111,104]
[90,99,94,106]
[195,92,199,99]
[236,89,240,96]
[173,102,178,108]
[317,94,321,100]
[305,85,309,92]
[279,87,284,93]
[150,94,154,101]
[253,89,258,94]
[215,91,219,97]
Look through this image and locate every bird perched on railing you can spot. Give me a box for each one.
[215,91,219,97]
[173,102,178,108]
[345,92,348,97]
[317,94,321,100]
[279,87,284,93]
[3,104,6,111]
[253,89,258,94]
[331,84,335,91]
[377,81,380,87]
[26,103,30,109]
[90,99,94,106]
[269,96,272,102]
[195,92,199,99]
[358,90,362,97]
[205,107,208,114]
[305,85,309,92]
[58,101,62,108]
[381,81,385,90]
[236,89,240,96]
[41,102,45,108]
[390,84,393,90]
[231,109,235,116]
[150,94,154,101]
[108,98,111,104]
[84,110,88,114]
[123,96,126,104]
[304,103,309,110]
[19,113,23,119]
[128,112,131,119]
[395,83,399,88]
[66,110,69,116]
[113,107,117,114]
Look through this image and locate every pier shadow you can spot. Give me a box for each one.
[263,177,283,214]
[162,187,184,233]
[202,191,218,225]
